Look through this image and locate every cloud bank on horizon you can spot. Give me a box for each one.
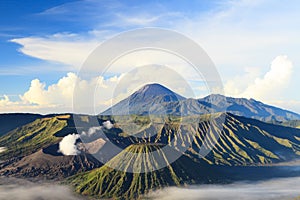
[0,0,300,114]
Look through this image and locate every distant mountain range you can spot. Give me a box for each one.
[102,83,300,122]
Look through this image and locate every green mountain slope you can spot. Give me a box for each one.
[69,144,219,200]
[0,114,104,179]
[0,115,71,160]
[109,113,300,166]
[68,113,300,199]
[0,113,42,136]
[185,113,300,165]
[1,112,299,178]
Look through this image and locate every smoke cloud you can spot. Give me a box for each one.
[58,133,80,156]
[81,126,102,136]
[59,125,110,156]
[103,120,113,129]
[146,177,300,200]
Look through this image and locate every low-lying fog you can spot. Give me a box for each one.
[1,176,299,200]
[0,177,83,200]
[146,176,300,200]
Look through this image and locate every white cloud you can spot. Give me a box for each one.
[224,55,293,102]
[3,0,300,113]
[21,72,78,106]
[0,72,120,114]
[241,55,293,99]
[58,133,80,156]
[0,63,203,114]
[11,33,100,68]
[177,0,300,69]
[0,55,297,114]
[103,120,113,129]
[0,95,14,106]
[9,1,300,73]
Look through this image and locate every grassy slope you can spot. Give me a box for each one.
[1,112,299,167]
[0,115,69,160]
[111,113,300,166]
[0,113,42,136]
[69,144,218,200]
[192,113,300,165]
[0,112,299,199]
[69,113,300,199]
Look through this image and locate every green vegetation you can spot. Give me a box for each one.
[0,116,68,160]
[67,113,300,199]
[1,112,300,199]
[68,144,217,200]
[110,113,300,166]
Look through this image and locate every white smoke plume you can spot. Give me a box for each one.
[81,126,102,136]
[103,120,113,129]
[58,122,113,156]
[58,133,80,156]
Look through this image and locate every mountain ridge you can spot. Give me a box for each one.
[102,83,300,122]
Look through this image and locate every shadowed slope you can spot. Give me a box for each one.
[0,116,69,160]
[0,113,42,136]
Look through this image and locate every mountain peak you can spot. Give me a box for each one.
[130,83,185,103]
[101,83,185,115]
[133,83,181,97]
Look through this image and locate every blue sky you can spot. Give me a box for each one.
[0,0,300,114]
[0,0,215,89]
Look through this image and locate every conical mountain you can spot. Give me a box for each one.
[69,144,219,200]
[102,83,300,122]
[133,83,183,97]
[102,83,185,115]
